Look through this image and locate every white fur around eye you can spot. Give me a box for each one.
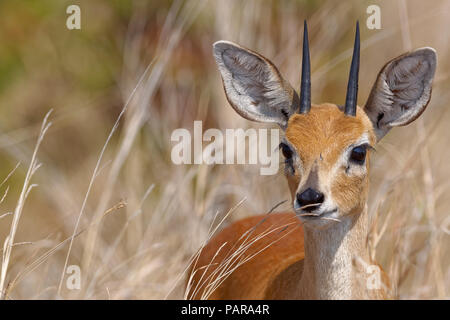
[336,134,370,176]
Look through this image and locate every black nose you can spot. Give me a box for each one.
[297,188,324,212]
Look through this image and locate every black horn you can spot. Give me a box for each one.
[299,20,311,114]
[344,21,360,116]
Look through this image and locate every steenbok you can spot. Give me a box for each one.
[187,21,436,300]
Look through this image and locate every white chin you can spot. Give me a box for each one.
[295,209,341,229]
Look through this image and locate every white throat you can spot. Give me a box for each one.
[298,208,369,299]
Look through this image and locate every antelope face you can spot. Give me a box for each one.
[213,22,436,229]
[282,104,375,227]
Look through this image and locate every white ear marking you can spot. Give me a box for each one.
[364,47,437,140]
[213,41,299,129]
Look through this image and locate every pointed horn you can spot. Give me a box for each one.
[344,21,360,116]
[299,20,311,114]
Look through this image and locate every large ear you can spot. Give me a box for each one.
[364,48,437,141]
[213,41,299,129]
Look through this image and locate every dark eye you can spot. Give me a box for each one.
[350,145,367,164]
[280,143,293,159]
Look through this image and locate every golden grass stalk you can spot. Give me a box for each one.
[0,110,52,299]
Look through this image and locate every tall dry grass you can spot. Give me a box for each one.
[0,0,448,299]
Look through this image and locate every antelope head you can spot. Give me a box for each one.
[213,22,436,229]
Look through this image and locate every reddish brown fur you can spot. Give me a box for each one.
[187,104,384,300]
[285,104,376,213]
[187,213,304,299]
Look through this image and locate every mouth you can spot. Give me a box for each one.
[295,208,339,222]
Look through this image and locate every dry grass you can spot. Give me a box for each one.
[0,0,448,299]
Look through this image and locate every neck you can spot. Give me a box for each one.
[297,207,370,299]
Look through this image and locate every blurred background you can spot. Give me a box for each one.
[0,0,448,299]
